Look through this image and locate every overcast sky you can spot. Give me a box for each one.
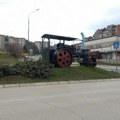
[0,0,120,42]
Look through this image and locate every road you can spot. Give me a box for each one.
[0,80,120,120]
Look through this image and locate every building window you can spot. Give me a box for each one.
[5,37,9,42]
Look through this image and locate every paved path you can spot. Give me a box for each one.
[97,65,120,73]
[0,80,120,120]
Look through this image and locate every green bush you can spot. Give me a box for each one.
[0,60,53,78]
[0,65,17,77]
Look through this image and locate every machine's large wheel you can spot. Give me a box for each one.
[87,57,97,67]
[55,49,72,67]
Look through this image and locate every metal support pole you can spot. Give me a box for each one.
[28,16,30,57]
[42,38,44,59]
[116,48,118,72]
[28,9,39,57]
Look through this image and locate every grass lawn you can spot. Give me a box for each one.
[0,55,18,65]
[50,66,120,81]
[0,66,120,85]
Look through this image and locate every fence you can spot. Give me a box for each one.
[98,59,120,64]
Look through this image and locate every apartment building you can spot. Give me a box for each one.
[34,41,41,52]
[91,24,120,40]
[34,41,49,52]
[7,36,26,47]
[0,35,5,49]
[84,24,120,63]
[0,35,27,51]
[85,36,120,59]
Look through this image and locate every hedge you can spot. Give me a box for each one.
[0,60,53,78]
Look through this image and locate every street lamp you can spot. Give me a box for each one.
[28,9,39,56]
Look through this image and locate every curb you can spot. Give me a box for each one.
[0,78,120,88]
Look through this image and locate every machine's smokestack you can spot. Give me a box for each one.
[81,32,85,49]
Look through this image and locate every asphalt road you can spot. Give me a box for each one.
[0,80,120,120]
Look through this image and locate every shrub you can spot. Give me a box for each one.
[0,65,16,77]
[0,60,53,78]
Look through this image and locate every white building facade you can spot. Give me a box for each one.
[84,36,120,63]
[0,35,5,49]
[0,35,27,50]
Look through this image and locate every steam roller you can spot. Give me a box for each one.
[41,34,101,68]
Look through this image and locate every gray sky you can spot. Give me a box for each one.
[0,0,120,42]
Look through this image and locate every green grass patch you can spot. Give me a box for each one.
[0,66,120,85]
[49,66,120,81]
[0,76,47,85]
[0,55,18,65]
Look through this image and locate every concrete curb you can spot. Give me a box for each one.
[0,78,120,88]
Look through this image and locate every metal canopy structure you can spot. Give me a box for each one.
[41,34,78,41]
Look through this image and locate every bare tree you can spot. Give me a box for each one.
[7,43,23,57]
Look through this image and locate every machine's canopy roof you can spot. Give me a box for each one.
[41,34,79,41]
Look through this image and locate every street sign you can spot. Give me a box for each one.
[113,42,119,49]
[113,41,119,72]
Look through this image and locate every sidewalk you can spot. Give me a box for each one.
[97,65,120,73]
